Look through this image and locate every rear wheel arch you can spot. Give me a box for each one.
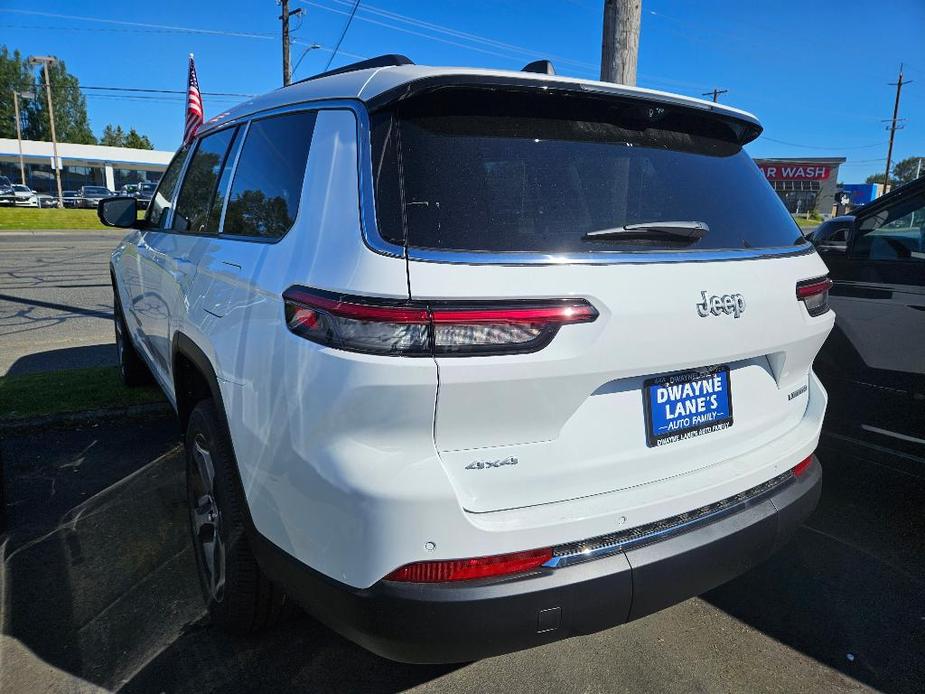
[172,333,227,435]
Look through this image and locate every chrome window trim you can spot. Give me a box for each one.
[542,470,795,569]
[403,244,814,266]
[195,96,813,266]
[217,121,250,235]
[158,144,193,231]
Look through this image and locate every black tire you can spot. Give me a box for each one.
[112,287,151,387]
[185,399,291,632]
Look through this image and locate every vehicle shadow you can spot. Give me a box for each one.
[704,432,925,694]
[3,420,922,693]
[5,342,117,376]
[0,416,458,693]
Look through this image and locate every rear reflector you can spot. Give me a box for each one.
[385,548,553,582]
[792,455,813,477]
[283,287,598,357]
[796,276,833,317]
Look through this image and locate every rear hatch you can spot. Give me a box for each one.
[369,83,832,513]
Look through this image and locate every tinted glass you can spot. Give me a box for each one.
[207,128,245,233]
[854,191,925,262]
[372,89,804,253]
[147,145,188,228]
[171,127,237,233]
[223,111,316,239]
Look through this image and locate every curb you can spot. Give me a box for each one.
[1,401,173,436]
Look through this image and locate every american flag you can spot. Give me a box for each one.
[183,54,203,145]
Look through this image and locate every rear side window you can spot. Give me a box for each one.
[147,145,188,229]
[371,89,805,254]
[171,126,238,233]
[222,111,316,239]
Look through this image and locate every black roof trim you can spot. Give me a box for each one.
[364,74,763,145]
[291,54,414,86]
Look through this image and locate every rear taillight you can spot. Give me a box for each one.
[283,287,598,357]
[385,547,553,582]
[792,455,813,477]
[796,276,833,317]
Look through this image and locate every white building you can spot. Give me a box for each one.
[0,138,174,193]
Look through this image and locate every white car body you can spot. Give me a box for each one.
[109,59,834,662]
[12,185,38,207]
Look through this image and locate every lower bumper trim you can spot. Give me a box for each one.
[251,459,822,664]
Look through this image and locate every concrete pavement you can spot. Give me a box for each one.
[0,230,126,376]
[2,419,921,693]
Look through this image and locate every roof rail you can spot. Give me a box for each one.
[291,54,414,86]
[522,60,556,75]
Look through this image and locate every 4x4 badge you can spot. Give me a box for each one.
[696,291,746,319]
[465,456,518,470]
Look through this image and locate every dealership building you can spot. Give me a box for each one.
[754,157,846,215]
[0,138,173,194]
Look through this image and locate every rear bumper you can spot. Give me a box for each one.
[253,458,821,664]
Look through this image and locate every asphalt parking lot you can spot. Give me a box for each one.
[1,230,923,693]
[0,230,123,376]
[2,420,922,693]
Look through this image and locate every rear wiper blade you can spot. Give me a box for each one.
[582,221,709,242]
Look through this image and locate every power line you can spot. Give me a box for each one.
[323,0,361,71]
[761,137,889,150]
[307,0,599,72]
[0,8,276,40]
[702,88,728,103]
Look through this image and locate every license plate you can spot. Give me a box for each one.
[643,366,733,447]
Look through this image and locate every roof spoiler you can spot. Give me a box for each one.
[291,54,414,86]
[521,60,556,75]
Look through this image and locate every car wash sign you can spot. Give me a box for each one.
[758,162,831,181]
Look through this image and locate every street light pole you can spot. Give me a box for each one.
[28,56,63,203]
[12,91,26,185]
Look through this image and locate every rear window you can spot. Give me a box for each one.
[371,88,805,253]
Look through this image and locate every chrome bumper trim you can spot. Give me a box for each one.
[543,471,795,568]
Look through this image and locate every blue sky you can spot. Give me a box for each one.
[2,0,923,182]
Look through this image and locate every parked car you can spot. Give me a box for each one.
[0,176,16,206]
[11,184,38,207]
[812,177,925,442]
[60,190,79,208]
[102,55,833,664]
[134,181,157,209]
[120,183,140,196]
[77,185,115,208]
[35,193,60,208]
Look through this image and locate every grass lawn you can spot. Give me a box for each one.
[0,207,144,230]
[0,366,165,420]
[792,215,819,231]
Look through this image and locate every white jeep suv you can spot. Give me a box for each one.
[103,55,834,663]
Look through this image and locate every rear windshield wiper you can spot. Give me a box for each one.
[582,221,709,242]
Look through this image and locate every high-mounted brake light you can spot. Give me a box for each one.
[385,547,553,582]
[282,287,598,356]
[796,276,832,317]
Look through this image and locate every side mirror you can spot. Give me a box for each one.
[97,196,138,228]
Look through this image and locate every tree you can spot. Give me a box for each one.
[0,46,96,144]
[100,124,126,147]
[891,157,924,185]
[866,157,924,186]
[124,128,154,150]
[865,173,894,185]
[0,47,36,140]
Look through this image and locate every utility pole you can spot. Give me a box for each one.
[28,56,62,203]
[12,91,27,185]
[702,88,728,103]
[882,64,910,194]
[600,0,641,85]
[279,1,304,86]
